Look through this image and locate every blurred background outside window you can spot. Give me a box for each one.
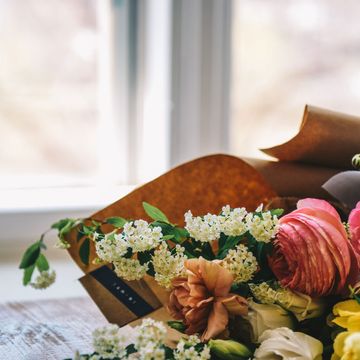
[3,0,360,195]
[231,0,360,158]
[0,0,98,188]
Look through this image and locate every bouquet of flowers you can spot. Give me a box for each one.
[20,191,360,359]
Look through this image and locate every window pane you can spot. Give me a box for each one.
[0,0,97,186]
[231,0,360,159]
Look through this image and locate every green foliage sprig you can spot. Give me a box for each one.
[20,201,283,290]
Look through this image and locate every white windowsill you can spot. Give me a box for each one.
[0,185,136,213]
[0,185,136,255]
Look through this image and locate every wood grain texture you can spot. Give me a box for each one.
[0,297,107,360]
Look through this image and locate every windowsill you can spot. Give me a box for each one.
[0,185,136,251]
[0,185,136,213]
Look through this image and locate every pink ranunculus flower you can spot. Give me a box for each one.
[349,201,360,255]
[269,198,360,297]
[167,257,248,341]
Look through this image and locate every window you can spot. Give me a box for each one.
[231,0,360,159]
[0,0,98,188]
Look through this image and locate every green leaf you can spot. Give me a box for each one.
[252,242,275,282]
[19,241,41,269]
[52,218,75,232]
[173,227,189,243]
[270,208,284,217]
[36,253,50,271]
[126,344,137,356]
[201,242,216,260]
[82,224,94,236]
[143,202,170,223]
[106,217,127,228]
[79,238,90,265]
[162,234,175,240]
[230,283,251,297]
[137,251,152,265]
[23,264,35,286]
[167,321,186,333]
[354,293,360,305]
[217,236,242,259]
[137,251,155,276]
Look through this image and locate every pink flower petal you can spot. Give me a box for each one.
[297,198,340,221]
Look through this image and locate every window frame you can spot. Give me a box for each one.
[0,0,233,247]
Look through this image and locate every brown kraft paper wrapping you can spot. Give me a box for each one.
[244,158,339,199]
[66,154,277,326]
[261,105,360,169]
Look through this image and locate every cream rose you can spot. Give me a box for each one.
[278,290,325,321]
[254,327,323,360]
[244,299,295,343]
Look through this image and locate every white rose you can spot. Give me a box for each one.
[254,327,323,360]
[244,299,295,343]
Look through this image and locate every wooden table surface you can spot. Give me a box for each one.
[0,297,107,360]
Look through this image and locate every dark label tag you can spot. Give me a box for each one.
[90,266,155,317]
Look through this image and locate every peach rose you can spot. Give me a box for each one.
[167,257,248,341]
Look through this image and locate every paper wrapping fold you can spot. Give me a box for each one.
[245,158,339,199]
[66,154,277,325]
[261,105,360,169]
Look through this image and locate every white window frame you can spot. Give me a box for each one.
[0,0,232,248]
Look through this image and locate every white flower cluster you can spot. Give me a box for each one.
[185,205,279,243]
[91,324,131,359]
[55,238,71,249]
[134,318,167,360]
[114,258,148,281]
[249,282,288,305]
[95,220,163,263]
[135,318,167,348]
[152,242,187,289]
[174,336,211,360]
[184,211,222,243]
[76,320,211,360]
[245,209,279,243]
[221,244,258,283]
[30,270,56,289]
[96,234,128,262]
[132,343,165,360]
[123,220,163,253]
[220,205,247,236]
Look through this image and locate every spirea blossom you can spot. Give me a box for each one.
[220,205,248,236]
[184,211,222,243]
[92,324,132,359]
[135,318,167,349]
[30,270,56,289]
[245,211,279,243]
[136,342,165,360]
[250,282,280,304]
[221,244,258,283]
[114,258,148,281]
[123,220,163,252]
[95,234,128,262]
[174,336,211,360]
[152,242,187,289]
[55,238,70,249]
